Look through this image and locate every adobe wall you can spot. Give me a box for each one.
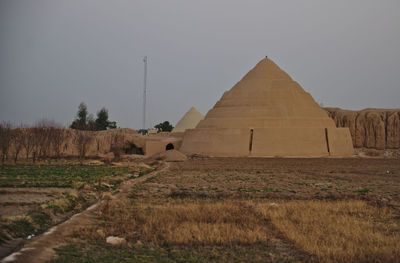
[6,128,183,159]
[62,129,147,157]
[7,128,144,158]
[326,108,400,149]
[180,129,250,157]
[251,128,329,157]
[180,127,354,157]
[145,140,181,156]
[326,128,354,156]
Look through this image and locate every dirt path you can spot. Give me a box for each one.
[0,162,169,263]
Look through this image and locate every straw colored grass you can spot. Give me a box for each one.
[97,199,400,262]
[102,200,271,246]
[261,200,400,263]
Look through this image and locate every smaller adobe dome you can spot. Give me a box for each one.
[172,107,204,133]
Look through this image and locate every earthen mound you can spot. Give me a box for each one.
[164,150,188,162]
[146,150,187,162]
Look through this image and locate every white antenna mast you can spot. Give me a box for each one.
[142,56,147,131]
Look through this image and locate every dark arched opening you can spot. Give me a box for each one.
[125,144,144,155]
[166,143,174,151]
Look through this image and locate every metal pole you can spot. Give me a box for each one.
[142,56,147,131]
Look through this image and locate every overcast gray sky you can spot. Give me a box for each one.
[1,0,399,129]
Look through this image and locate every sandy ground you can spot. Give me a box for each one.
[133,157,400,210]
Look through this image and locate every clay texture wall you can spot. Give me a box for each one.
[181,127,354,157]
[180,128,250,157]
[7,128,182,159]
[181,58,354,157]
[251,128,329,157]
[145,139,182,156]
[172,107,204,133]
[325,108,400,149]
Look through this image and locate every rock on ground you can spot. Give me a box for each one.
[106,236,126,246]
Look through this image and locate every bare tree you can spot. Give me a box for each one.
[11,127,24,164]
[33,119,59,161]
[0,122,12,164]
[62,130,72,154]
[50,127,66,159]
[31,126,42,163]
[109,131,125,161]
[36,124,51,160]
[21,127,34,160]
[73,130,93,164]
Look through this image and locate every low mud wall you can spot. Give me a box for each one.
[5,128,183,161]
[5,128,145,160]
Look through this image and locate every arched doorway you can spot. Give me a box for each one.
[166,143,174,151]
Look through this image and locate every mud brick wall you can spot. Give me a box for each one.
[325,108,400,150]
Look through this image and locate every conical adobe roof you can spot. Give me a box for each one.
[172,107,204,133]
[196,58,335,129]
[180,57,354,157]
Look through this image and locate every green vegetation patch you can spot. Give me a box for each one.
[50,243,207,263]
[45,192,90,215]
[49,242,292,263]
[4,216,36,238]
[0,166,134,188]
[354,188,370,194]
[0,192,94,242]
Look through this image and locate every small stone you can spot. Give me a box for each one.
[269,202,279,208]
[106,236,126,246]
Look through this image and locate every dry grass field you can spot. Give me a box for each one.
[47,157,400,263]
[266,200,400,262]
[1,157,399,262]
[88,199,399,263]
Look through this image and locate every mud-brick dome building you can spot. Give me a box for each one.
[180,58,354,157]
[172,107,204,133]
